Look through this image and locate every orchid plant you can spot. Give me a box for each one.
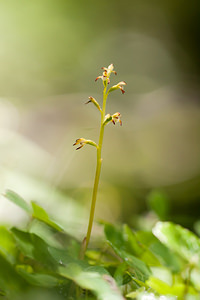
[73,64,126,256]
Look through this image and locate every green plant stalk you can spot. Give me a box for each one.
[84,82,108,253]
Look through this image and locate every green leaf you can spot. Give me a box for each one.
[11,228,57,269]
[48,247,88,268]
[147,190,169,220]
[105,224,160,267]
[118,250,151,282]
[31,202,63,232]
[16,265,60,287]
[4,190,31,214]
[126,272,149,288]
[153,222,200,266]
[114,263,128,286]
[57,264,124,300]
[28,219,64,249]
[0,256,27,297]
[123,224,143,256]
[0,226,17,264]
[146,277,186,298]
[150,241,182,273]
[104,223,124,250]
[104,224,151,281]
[136,231,182,273]
[11,228,34,259]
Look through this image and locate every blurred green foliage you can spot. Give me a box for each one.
[1,190,200,299]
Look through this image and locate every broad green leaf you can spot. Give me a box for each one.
[105,224,160,267]
[147,277,177,295]
[105,224,151,281]
[123,225,144,256]
[48,246,88,268]
[146,276,198,299]
[28,219,64,249]
[11,228,57,269]
[0,226,17,264]
[190,268,200,291]
[153,222,200,266]
[4,190,31,214]
[16,265,60,287]
[114,263,128,286]
[85,266,110,276]
[136,231,182,272]
[136,231,158,245]
[151,267,173,286]
[150,241,182,273]
[147,190,169,220]
[118,251,151,282]
[0,256,26,297]
[48,246,109,278]
[104,223,124,250]
[57,264,124,300]
[31,202,63,232]
[11,228,34,259]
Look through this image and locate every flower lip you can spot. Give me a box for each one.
[118,81,127,86]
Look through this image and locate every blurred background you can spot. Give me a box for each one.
[0,0,200,238]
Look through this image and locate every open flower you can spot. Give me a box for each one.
[108,81,127,94]
[95,64,117,84]
[111,112,122,125]
[103,112,122,126]
[73,138,98,150]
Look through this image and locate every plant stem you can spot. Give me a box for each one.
[83,83,108,254]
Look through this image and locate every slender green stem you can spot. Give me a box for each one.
[83,83,108,254]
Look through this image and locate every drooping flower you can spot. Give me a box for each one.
[73,138,98,150]
[85,96,102,113]
[108,81,127,94]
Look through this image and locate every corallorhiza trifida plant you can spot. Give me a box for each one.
[73,64,126,257]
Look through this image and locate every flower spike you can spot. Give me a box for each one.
[73,138,98,150]
[73,64,126,256]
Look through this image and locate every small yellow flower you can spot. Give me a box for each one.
[112,112,122,126]
[73,138,98,150]
[108,81,127,94]
[103,112,122,126]
[95,64,117,84]
[85,96,102,113]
